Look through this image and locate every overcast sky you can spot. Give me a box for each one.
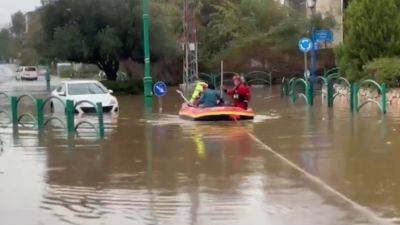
[0,0,41,25]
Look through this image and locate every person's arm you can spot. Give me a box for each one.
[190,85,202,103]
[199,92,205,104]
[237,86,251,100]
[226,88,234,96]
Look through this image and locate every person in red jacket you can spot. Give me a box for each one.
[226,74,251,110]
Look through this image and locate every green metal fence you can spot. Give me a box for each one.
[281,74,388,114]
[1,93,105,139]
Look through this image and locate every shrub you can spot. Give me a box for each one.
[335,0,400,80]
[101,79,143,95]
[363,58,400,87]
[59,67,74,78]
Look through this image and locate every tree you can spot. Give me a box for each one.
[10,11,26,40]
[335,0,400,81]
[196,0,334,73]
[39,0,179,80]
[0,29,12,62]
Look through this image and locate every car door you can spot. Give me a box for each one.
[52,83,67,113]
[15,67,22,80]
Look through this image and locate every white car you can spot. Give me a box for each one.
[16,66,39,80]
[51,80,119,114]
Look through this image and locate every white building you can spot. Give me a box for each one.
[281,0,350,45]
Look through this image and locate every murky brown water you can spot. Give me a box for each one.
[1,68,400,224]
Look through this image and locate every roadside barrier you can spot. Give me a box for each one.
[281,74,388,114]
[0,93,105,139]
[289,78,314,105]
[352,80,387,114]
[0,92,11,125]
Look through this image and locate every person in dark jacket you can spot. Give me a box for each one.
[199,85,222,108]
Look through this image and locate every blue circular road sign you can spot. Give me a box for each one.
[154,81,168,97]
[299,38,313,53]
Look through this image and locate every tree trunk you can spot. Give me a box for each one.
[98,58,119,81]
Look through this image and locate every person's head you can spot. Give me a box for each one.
[208,84,215,90]
[233,74,242,87]
[201,83,208,90]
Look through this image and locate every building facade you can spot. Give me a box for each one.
[283,0,351,45]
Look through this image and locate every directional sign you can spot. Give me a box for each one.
[313,30,334,43]
[313,41,320,51]
[154,81,167,97]
[299,38,313,53]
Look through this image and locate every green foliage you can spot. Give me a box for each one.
[59,67,74,78]
[101,79,143,95]
[197,0,334,72]
[39,0,179,80]
[363,58,400,87]
[10,11,26,40]
[0,29,12,61]
[336,0,400,81]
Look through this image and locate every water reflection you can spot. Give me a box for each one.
[1,90,399,224]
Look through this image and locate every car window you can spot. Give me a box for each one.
[25,67,37,72]
[68,83,108,95]
[56,84,65,93]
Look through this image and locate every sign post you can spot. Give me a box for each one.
[143,0,153,109]
[153,81,168,113]
[298,38,313,78]
[45,68,51,92]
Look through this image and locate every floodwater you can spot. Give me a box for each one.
[1,65,400,224]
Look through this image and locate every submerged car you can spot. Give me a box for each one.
[51,80,119,114]
[16,66,39,81]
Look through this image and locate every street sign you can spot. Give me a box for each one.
[153,81,167,97]
[313,30,334,43]
[299,38,313,53]
[313,42,320,51]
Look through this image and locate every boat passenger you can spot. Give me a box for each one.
[199,85,222,108]
[226,74,251,110]
[190,81,208,106]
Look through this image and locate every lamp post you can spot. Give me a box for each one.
[307,0,317,81]
[143,0,153,109]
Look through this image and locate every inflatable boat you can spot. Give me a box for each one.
[179,104,255,121]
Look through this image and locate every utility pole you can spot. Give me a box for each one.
[307,0,317,81]
[182,0,198,93]
[143,0,153,108]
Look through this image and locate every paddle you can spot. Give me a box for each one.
[176,89,193,106]
[220,60,224,97]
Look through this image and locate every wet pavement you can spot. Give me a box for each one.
[0,64,400,224]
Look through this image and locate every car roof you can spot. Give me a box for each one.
[63,80,101,84]
[62,80,101,85]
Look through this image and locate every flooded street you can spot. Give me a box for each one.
[1,65,400,224]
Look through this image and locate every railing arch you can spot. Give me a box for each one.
[354,80,387,113]
[18,113,37,125]
[290,78,313,105]
[44,116,66,129]
[244,71,272,86]
[324,67,339,77]
[75,121,99,135]
[42,96,66,111]
[17,94,36,105]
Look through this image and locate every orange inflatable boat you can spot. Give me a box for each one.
[179,104,255,121]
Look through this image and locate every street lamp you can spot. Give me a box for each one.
[306,0,316,9]
[142,0,153,108]
[307,0,317,81]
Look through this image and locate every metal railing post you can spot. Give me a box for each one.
[36,99,44,130]
[66,100,75,135]
[11,96,18,127]
[96,102,104,139]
